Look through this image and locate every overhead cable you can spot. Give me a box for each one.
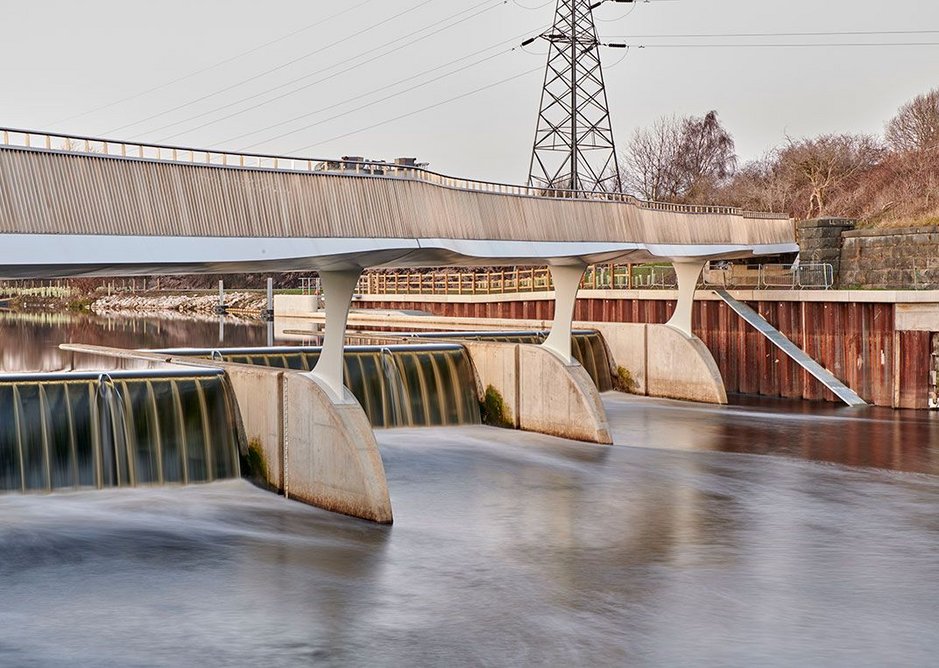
[103,0,440,135]
[52,0,377,127]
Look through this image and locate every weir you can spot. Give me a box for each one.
[397,331,614,392]
[0,369,242,493]
[160,344,482,428]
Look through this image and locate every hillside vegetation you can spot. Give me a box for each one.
[621,87,939,228]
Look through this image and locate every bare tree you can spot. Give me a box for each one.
[621,111,736,202]
[721,150,793,214]
[676,111,737,201]
[777,134,882,218]
[622,115,683,201]
[886,88,939,152]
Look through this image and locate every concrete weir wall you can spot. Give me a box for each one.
[220,363,392,523]
[282,374,392,523]
[462,340,612,444]
[275,296,729,407]
[60,344,393,524]
[214,364,392,524]
[589,322,727,404]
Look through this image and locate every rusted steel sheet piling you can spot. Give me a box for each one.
[359,297,934,409]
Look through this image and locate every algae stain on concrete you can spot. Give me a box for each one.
[480,385,514,428]
[242,438,270,483]
[614,366,638,394]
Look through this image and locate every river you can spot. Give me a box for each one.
[1,311,937,666]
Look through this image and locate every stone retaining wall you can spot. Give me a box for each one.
[797,218,855,281]
[840,226,939,290]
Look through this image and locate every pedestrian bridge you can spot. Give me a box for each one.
[1,128,799,524]
[0,128,795,278]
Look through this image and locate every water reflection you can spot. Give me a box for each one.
[0,311,268,373]
[604,392,939,475]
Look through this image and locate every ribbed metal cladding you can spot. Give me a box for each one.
[0,147,794,246]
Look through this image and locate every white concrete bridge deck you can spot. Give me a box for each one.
[0,128,796,278]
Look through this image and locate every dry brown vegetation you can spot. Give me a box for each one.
[621,87,939,227]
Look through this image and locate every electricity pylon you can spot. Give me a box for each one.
[526,0,626,194]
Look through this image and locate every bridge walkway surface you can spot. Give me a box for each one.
[0,128,796,277]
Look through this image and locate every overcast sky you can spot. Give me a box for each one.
[2,0,938,183]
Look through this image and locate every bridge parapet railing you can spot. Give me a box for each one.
[358,262,832,297]
[0,127,790,220]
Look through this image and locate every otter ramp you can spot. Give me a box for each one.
[713,289,867,407]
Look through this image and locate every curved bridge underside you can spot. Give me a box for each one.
[0,144,797,278]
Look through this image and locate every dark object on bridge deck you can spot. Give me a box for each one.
[0,369,242,493]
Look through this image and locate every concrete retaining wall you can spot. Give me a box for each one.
[461,341,612,444]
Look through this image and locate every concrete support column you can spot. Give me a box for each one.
[542,262,587,365]
[310,268,362,402]
[667,261,705,337]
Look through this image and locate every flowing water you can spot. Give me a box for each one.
[164,344,483,428]
[0,370,241,493]
[1,312,938,665]
[408,330,614,391]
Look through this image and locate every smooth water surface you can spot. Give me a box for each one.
[0,393,937,666]
[1,313,937,665]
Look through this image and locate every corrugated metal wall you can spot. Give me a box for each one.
[362,297,934,409]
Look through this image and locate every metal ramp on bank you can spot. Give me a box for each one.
[713,290,868,407]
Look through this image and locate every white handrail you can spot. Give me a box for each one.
[0,126,791,220]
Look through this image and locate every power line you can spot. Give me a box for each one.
[291,67,542,153]
[51,0,377,127]
[103,0,440,135]
[605,29,939,38]
[214,25,550,149]
[149,0,507,143]
[232,48,514,151]
[219,36,525,148]
[626,41,939,48]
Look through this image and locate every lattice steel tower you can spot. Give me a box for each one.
[527,0,623,194]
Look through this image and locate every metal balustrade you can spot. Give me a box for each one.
[703,263,834,290]
[357,262,834,297]
[0,126,790,220]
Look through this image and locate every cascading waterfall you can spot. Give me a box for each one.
[403,330,614,392]
[0,369,242,493]
[165,344,483,428]
[378,347,407,426]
